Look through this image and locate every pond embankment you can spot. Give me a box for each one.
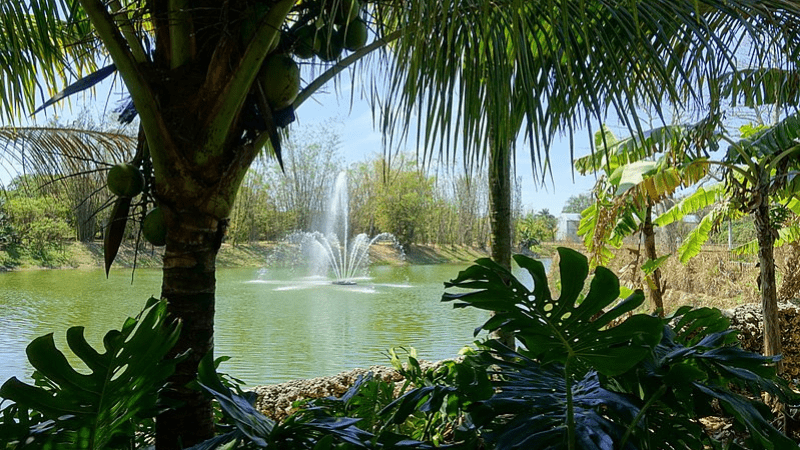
[1,240,489,271]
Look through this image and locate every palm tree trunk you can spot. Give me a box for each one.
[642,206,665,315]
[489,138,515,349]
[155,208,223,449]
[754,197,781,370]
[489,141,512,269]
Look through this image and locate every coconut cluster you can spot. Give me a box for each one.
[106,163,165,247]
[286,0,369,62]
[241,0,370,115]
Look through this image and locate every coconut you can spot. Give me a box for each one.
[107,163,144,198]
[293,26,322,59]
[142,207,167,247]
[342,18,367,51]
[314,27,344,61]
[259,54,300,110]
[335,0,360,25]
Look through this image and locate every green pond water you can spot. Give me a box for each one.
[0,264,501,387]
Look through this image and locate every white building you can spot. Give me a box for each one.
[556,213,582,242]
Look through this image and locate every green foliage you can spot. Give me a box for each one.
[611,306,797,449]
[0,298,181,449]
[3,193,72,260]
[675,207,724,263]
[575,124,712,270]
[381,347,492,445]
[437,248,797,449]
[190,353,374,449]
[654,184,726,227]
[349,158,490,248]
[349,155,438,249]
[444,248,663,375]
[373,170,435,249]
[0,198,17,250]
[516,209,557,248]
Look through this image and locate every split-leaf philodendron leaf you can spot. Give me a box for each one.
[0,298,181,449]
[442,247,663,376]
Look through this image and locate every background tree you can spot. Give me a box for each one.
[450,173,490,247]
[2,184,72,262]
[227,167,274,244]
[516,209,558,251]
[561,193,594,214]
[349,153,436,248]
[278,123,344,231]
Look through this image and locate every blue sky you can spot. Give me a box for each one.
[290,75,600,215]
[20,64,602,215]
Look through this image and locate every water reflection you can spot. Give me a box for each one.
[0,265,489,386]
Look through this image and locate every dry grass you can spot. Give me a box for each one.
[543,243,800,314]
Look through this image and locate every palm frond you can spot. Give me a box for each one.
[721,67,800,108]
[736,112,800,162]
[0,1,102,121]
[374,0,800,176]
[0,127,137,241]
[0,126,136,182]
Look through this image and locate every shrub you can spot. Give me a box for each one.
[4,195,72,259]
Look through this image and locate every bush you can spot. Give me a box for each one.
[4,194,72,260]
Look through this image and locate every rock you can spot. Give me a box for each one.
[727,301,800,378]
[252,361,442,420]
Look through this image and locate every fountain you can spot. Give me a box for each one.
[297,172,398,285]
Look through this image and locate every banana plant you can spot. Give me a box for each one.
[656,114,800,362]
[574,122,714,313]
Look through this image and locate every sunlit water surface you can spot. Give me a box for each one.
[0,265,497,386]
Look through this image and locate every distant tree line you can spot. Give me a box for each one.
[0,122,502,262]
[226,123,494,249]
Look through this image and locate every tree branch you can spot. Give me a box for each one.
[203,0,295,158]
[77,0,172,176]
[168,0,194,68]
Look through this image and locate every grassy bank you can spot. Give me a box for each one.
[0,240,489,271]
[7,238,791,315]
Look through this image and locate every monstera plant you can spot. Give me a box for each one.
[0,298,181,449]
[433,248,797,449]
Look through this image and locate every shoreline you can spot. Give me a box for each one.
[0,241,491,271]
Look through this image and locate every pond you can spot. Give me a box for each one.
[0,264,497,387]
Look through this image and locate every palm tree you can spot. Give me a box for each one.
[1,1,799,447]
